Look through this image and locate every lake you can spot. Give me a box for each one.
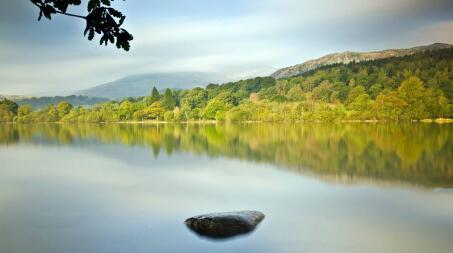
[0,123,452,253]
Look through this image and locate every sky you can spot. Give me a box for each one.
[0,0,452,95]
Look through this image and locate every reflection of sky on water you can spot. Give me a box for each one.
[1,143,453,253]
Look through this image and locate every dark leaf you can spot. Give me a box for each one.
[87,0,101,12]
[88,29,95,40]
[118,16,125,26]
[108,8,122,18]
[101,0,111,6]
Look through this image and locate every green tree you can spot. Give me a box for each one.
[164,111,175,122]
[348,94,373,119]
[332,82,349,102]
[0,105,14,122]
[368,83,383,99]
[44,104,59,122]
[118,100,135,120]
[424,88,449,118]
[134,101,165,121]
[18,104,33,117]
[312,81,333,102]
[161,89,176,110]
[346,85,367,105]
[287,84,305,101]
[146,86,161,105]
[57,101,73,118]
[374,91,406,120]
[202,99,232,120]
[181,88,208,110]
[0,99,19,115]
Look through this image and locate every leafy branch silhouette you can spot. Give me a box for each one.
[30,0,133,51]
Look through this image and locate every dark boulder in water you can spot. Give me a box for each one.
[184,210,265,239]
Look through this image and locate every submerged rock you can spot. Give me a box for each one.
[184,210,265,239]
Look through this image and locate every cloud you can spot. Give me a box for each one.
[404,20,453,45]
[0,0,452,95]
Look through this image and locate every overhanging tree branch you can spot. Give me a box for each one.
[30,0,133,51]
[30,0,87,20]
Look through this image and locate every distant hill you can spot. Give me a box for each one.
[13,95,108,109]
[76,72,227,100]
[0,95,31,100]
[271,43,453,79]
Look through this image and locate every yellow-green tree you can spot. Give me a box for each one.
[134,101,165,121]
[57,101,73,118]
[397,76,427,120]
[374,91,406,120]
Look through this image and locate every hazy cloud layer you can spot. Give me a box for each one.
[0,0,452,95]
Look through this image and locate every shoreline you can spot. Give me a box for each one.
[2,118,453,125]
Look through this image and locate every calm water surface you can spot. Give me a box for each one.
[0,123,452,253]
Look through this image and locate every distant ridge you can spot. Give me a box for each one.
[76,72,226,100]
[12,95,108,109]
[271,43,453,79]
[0,95,31,100]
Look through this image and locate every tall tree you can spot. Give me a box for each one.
[374,91,406,120]
[0,99,19,115]
[397,76,427,120]
[161,89,176,111]
[346,85,367,105]
[147,86,160,105]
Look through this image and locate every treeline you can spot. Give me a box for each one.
[1,48,452,123]
[14,95,108,109]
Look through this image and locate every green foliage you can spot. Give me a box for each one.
[146,86,161,105]
[15,104,34,123]
[161,89,176,110]
[134,101,165,121]
[0,99,19,115]
[202,99,232,120]
[312,81,334,102]
[397,76,428,119]
[374,91,407,120]
[14,95,107,109]
[0,105,14,123]
[18,105,33,117]
[164,111,175,122]
[346,85,367,106]
[118,100,134,120]
[57,101,73,118]
[181,88,208,110]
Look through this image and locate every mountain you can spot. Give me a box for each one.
[76,72,227,100]
[271,43,453,79]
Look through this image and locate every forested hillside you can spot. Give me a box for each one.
[1,48,452,123]
[271,43,452,79]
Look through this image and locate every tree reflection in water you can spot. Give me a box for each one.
[0,123,451,188]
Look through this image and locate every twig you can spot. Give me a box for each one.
[30,0,87,20]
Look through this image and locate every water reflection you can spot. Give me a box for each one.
[0,123,451,188]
